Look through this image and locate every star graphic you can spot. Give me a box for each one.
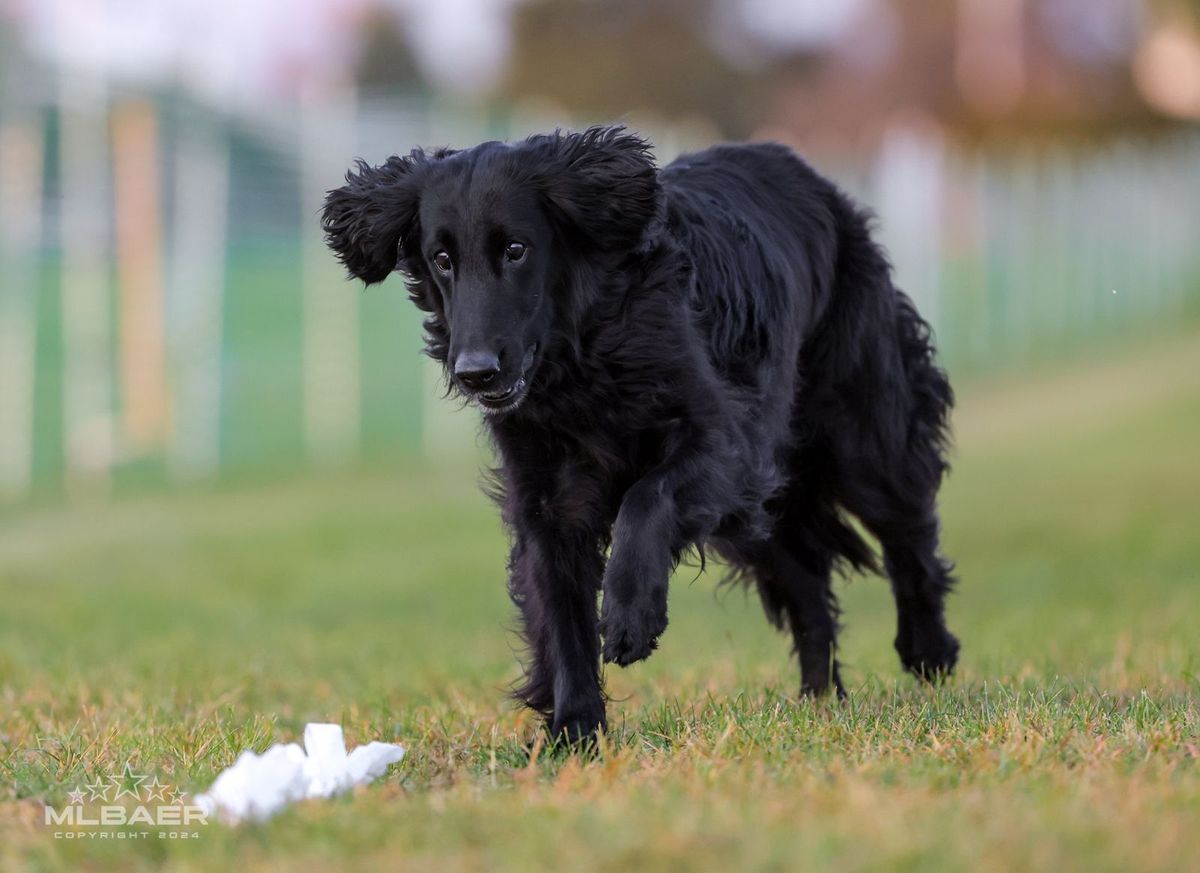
[67,787,87,805]
[142,776,171,802]
[168,788,188,805]
[84,777,110,802]
[108,763,149,802]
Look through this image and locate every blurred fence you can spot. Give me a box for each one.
[1,83,1198,502]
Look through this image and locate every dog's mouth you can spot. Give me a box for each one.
[476,345,537,416]
[477,378,527,413]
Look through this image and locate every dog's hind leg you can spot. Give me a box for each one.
[830,302,960,680]
[752,450,862,697]
[830,417,960,681]
[753,533,844,698]
[813,189,959,680]
[843,479,959,680]
[843,291,960,681]
[880,513,958,681]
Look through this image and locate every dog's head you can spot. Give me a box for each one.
[322,126,659,415]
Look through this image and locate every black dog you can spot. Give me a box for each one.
[323,126,959,743]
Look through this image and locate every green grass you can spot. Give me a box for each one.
[2,331,1199,872]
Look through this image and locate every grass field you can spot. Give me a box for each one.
[2,330,1198,872]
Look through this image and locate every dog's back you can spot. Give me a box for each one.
[659,143,845,390]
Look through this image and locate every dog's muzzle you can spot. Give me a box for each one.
[475,345,537,415]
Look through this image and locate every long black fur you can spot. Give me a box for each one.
[323,127,960,743]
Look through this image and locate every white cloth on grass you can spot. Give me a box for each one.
[195,722,405,823]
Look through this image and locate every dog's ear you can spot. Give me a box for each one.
[525,126,659,252]
[321,154,425,285]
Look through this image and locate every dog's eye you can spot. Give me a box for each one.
[432,251,453,273]
[504,241,527,263]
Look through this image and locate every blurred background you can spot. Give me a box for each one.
[4,9,1200,867]
[0,0,1199,500]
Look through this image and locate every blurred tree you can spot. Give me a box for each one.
[763,0,1179,148]
[1169,0,1200,18]
[356,8,427,93]
[505,0,766,136]
[337,0,1200,146]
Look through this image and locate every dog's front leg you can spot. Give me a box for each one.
[509,527,607,744]
[600,477,677,666]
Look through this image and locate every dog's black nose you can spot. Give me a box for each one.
[454,352,502,391]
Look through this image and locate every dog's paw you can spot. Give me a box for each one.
[545,715,606,754]
[599,595,668,667]
[800,666,847,700]
[897,625,960,682]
